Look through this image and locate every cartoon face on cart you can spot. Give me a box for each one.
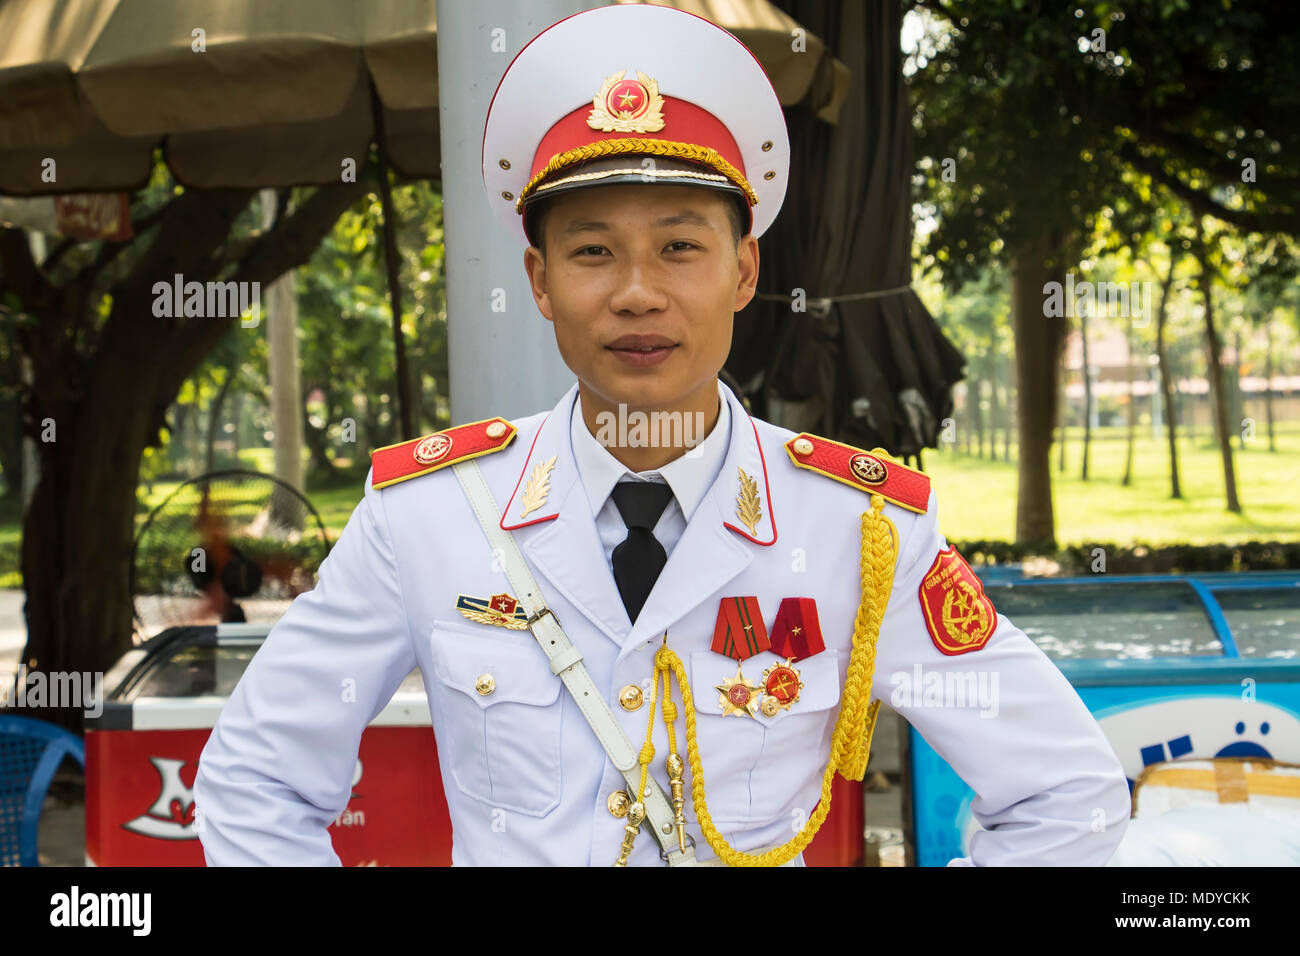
[953,695,1300,850]
[1095,696,1300,783]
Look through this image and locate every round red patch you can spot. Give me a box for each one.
[606,78,649,119]
[764,665,801,704]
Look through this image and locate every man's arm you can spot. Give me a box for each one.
[874,490,1131,866]
[193,470,417,865]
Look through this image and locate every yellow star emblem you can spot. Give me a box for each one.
[715,663,761,718]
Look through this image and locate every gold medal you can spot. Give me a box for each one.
[761,658,803,711]
[715,663,762,718]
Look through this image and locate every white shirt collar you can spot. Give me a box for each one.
[569,380,733,522]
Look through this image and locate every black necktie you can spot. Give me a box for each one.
[610,481,675,624]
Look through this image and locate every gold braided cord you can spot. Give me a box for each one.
[653,492,898,866]
[637,674,658,803]
[515,139,758,213]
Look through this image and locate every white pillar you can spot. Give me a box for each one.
[436,0,606,424]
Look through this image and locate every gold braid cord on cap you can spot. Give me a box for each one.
[641,493,898,866]
[515,139,758,213]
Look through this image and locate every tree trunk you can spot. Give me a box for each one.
[1056,346,1068,474]
[20,330,161,731]
[262,190,305,499]
[4,180,362,731]
[1122,309,1136,486]
[961,386,971,454]
[229,390,244,459]
[1229,328,1243,450]
[205,363,237,474]
[1265,315,1277,452]
[1194,218,1241,513]
[1154,252,1182,499]
[1079,304,1092,481]
[988,355,1001,463]
[302,401,341,481]
[172,401,192,476]
[1003,357,1015,461]
[973,375,985,458]
[1011,234,1068,546]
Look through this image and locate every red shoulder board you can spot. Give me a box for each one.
[783,433,930,514]
[371,417,516,489]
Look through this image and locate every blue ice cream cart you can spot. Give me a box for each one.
[906,571,1300,866]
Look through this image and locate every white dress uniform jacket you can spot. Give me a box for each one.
[194,380,1131,866]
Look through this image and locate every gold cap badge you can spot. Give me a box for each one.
[587,70,666,133]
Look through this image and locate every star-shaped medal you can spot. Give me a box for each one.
[715,663,762,718]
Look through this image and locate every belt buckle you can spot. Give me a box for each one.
[526,605,562,629]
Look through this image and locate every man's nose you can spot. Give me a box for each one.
[609,256,669,315]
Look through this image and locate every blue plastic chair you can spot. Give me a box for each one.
[0,714,85,867]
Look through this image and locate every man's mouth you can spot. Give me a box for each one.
[606,334,677,366]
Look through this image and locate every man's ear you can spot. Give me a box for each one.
[523,245,554,322]
[732,234,760,313]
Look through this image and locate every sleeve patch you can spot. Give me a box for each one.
[918,546,997,655]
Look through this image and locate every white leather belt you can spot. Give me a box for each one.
[453,459,698,867]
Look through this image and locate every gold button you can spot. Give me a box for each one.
[607,790,631,818]
[475,674,495,696]
[486,421,507,439]
[793,437,814,456]
[618,684,644,711]
[501,191,513,201]
[760,696,781,717]
[498,158,511,170]
[761,140,773,151]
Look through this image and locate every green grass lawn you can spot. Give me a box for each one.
[132,447,365,540]
[925,422,1300,546]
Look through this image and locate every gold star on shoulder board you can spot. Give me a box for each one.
[715,663,761,718]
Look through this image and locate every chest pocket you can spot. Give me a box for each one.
[688,650,842,825]
[430,621,564,817]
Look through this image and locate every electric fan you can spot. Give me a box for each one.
[130,470,331,638]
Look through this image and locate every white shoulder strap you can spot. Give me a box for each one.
[452,458,697,867]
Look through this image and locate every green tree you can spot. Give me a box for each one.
[908,0,1300,543]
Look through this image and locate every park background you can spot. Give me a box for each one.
[0,0,1297,738]
[0,0,1296,869]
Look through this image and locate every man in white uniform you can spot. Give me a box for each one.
[194,3,1130,866]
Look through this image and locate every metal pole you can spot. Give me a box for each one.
[436,0,607,425]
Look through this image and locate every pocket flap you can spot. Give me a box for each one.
[689,649,841,724]
[430,621,562,708]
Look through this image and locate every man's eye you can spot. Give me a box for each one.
[667,241,697,252]
[575,245,608,256]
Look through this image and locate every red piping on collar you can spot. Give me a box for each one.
[722,410,777,547]
[500,412,561,530]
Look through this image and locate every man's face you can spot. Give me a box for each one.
[522,184,759,415]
